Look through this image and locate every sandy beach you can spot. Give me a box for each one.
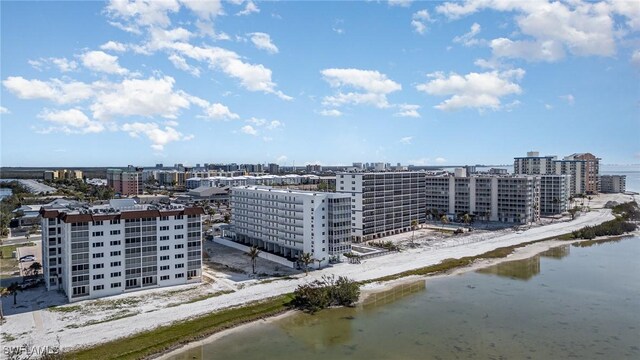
[0,193,636,355]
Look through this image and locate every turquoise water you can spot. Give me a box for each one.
[167,237,640,360]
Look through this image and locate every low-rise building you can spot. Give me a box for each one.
[600,175,626,193]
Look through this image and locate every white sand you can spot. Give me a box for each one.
[1,193,635,353]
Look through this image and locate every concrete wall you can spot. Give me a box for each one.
[214,237,296,268]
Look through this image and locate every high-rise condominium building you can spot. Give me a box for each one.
[539,175,571,215]
[230,186,351,266]
[513,151,600,196]
[600,175,626,193]
[40,199,203,302]
[425,171,541,223]
[107,168,143,196]
[336,172,426,242]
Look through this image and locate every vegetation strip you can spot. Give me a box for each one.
[63,294,293,360]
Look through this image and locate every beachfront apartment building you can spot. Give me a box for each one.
[425,170,541,224]
[336,172,426,242]
[539,175,571,215]
[230,186,351,267]
[600,175,626,193]
[40,199,203,302]
[514,151,600,196]
[107,168,143,196]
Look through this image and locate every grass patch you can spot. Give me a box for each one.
[48,305,82,313]
[63,294,294,360]
[166,290,235,308]
[0,242,35,258]
[2,332,16,342]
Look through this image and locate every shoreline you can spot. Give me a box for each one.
[155,231,638,359]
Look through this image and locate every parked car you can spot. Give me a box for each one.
[19,278,43,290]
[19,255,35,262]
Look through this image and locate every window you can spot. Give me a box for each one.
[93,274,104,280]
[175,244,184,249]
[92,242,104,248]
[110,251,121,256]
[160,216,169,221]
[92,253,104,259]
[93,285,104,291]
[111,271,121,277]
[174,224,184,230]
[110,219,120,225]
[175,234,184,239]
[93,221,103,226]
[175,254,184,259]
[92,232,104,237]
[159,226,169,231]
[187,270,197,278]
[92,263,104,269]
[175,263,184,269]
[160,236,169,241]
[110,282,121,288]
[160,245,169,251]
[125,279,137,287]
[160,255,169,261]
[110,230,121,235]
[175,273,185,278]
[175,215,183,220]
[110,240,121,246]
[160,265,170,271]
[160,275,170,281]
[142,276,154,285]
[110,261,121,267]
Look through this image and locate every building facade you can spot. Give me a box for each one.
[40,200,203,302]
[514,151,557,175]
[600,175,626,193]
[107,168,143,196]
[230,186,351,266]
[425,172,541,224]
[337,172,426,242]
[539,175,571,215]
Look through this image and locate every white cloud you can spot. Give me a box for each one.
[435,157,447,164]
[105,0,181,30]
[27,57,77,72]
[437,0,622,61]
[240,124,258,135]
[321,68,401,108]
[545,104,553,110]
[266,120,283,130]
[416,69,525,111]
[100,41,128,52]
[394,104,420,118]
[91,76,190,120]
[411,10,432,35]
[180,0,222,20]
[276,155,288,163]
[237,0,259,16]
[408,157,429,166]
[0,106,10,114]
[248,32,279,54]
[246,117,283,130]
[400,136,413,144]
[168,53,201,77]
[81,50,129,75]
[37,108,105,134]
[3,76,93,104]
[559,94,575,105]
[202,102,239,120]
[631,50,640,67]
[319,109,342,117]
[453,23,482,46]
[28,59,44,71]
[388,0,412,7]
[121,122,192,151]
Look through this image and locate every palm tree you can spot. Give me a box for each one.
[247,246,260,274]
[462,213,471,226]
[29,262,42,278]
[6,282,20,305]
[440,215,449,225]
[410,219,418,245]
[300,252,313,276]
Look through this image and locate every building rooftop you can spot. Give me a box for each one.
[40,200,203,222]
[232,185,347,197]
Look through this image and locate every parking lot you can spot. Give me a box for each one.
[16,242,41,276]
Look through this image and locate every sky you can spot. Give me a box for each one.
[1,0,639,167]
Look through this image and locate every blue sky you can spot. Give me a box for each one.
[1,0,639,167]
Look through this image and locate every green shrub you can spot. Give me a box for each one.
[292,275,360,313]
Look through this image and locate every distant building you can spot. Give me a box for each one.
[306,164,322,173]
[268,163,280,174]
[44,169,83,181]
[107,168,142,196]
[230,186,351,267]
[40,199,204,302]
[337,172,426,242]
[425,170,541,223]
[600,175,626,193]
[563,153,600,194]
[488,168,508,175]
[514,151,557,175]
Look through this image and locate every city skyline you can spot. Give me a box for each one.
[1,0,639,167]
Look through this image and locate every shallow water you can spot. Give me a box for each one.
[167,238,640,360]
